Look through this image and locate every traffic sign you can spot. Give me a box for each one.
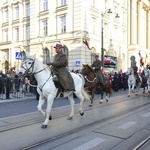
[76,60,80,66]
[16,52,22,60]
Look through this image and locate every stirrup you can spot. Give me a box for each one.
[53,75,58,81]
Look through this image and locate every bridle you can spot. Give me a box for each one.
[21,58,45,76]
[82,66,96,83]
[20,58,51,90]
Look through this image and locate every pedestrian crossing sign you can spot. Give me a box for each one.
[16,52,22,60]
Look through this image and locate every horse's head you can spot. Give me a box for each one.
[81,64,94,76]
[18,56,35,76]
[127,68,133,75]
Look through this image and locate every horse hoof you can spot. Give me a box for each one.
[99,100,103,104]
[41,125,47,129]
[106,99,108,102]
[67,116,73,120]
[89,104,92,107]
[128,95,130,97]
[49,116,52,120]
[80,111,84,116]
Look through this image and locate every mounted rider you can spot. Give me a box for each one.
[47,43,75,96]
[91,54,106,86]
[132,61,140,84]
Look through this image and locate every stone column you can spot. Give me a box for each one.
[147,10,150,49]
[131,0,137,44]
[137,1,142,45]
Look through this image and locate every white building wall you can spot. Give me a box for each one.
[0,0,129,73]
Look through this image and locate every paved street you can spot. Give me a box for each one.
[0,88,149,150]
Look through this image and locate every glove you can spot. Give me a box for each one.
[93,67,95,69]
[47,62,53,66]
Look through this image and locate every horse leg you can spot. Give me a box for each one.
[67,93,75,120]
[99,89,103,103]
[41,94,55,129]
[37,95,46,116]
[75,91,85,117]
[105,89,109,102]
[128,84,131,97]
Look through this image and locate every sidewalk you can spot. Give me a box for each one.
[0,92,36,103]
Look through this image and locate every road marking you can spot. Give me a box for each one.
[142,112,150,117]
[118,121,136,129]
[73,137,105,150]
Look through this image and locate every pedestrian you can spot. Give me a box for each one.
[113,72,120,91]
[47,43,75,96]
[91,54,106,86]
[5,73,11,99]
[122,72,128,90]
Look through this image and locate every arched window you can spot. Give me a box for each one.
[43,47,50,64]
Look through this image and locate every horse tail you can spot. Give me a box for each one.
[78,74,91,101]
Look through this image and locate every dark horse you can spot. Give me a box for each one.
[81,64,112,106]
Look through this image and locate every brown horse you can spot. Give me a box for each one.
[81,64,112,106]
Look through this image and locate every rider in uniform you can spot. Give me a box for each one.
[91,54,106,86]
[132,61,140,84]
[47,44,75,96]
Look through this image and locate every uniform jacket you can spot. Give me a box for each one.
[91,59,106,85]
[52,52,75,91]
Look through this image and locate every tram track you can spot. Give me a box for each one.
[0,93,146,133]
[0,93,148,133]
[17,95,150,150]
[133,136,150,150]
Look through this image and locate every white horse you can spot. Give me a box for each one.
[144,68,150,93]
[126,68,142,97]
[18,56,91,128]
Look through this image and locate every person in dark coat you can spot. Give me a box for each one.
[132,62,140,84]
[47,43,75,92]
[122,72,128,90]
[5,73,11,99]
[91,54,106,86]
[113,72,120,91]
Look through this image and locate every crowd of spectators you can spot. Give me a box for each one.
[0,68,37,99]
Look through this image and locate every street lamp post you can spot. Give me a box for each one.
[101,9,112,67]
[101,9,119,67]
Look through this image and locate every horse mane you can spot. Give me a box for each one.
[84,64,95,73]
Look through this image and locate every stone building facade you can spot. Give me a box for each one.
[0,0,130,73]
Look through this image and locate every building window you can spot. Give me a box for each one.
[3,29,8,42]
[61,16,66,33]
[26,3,30,17]
[61,0,66,6]
[92,17,96,34]
[26,25,30,39]
[15,6,19,20]
[3,0,8,3]
[91,0,96,7]
[43,0,48,11]
[43,20,48,36]
[15,27,19,41]
[4,10,9,22]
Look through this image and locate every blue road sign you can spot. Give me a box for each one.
[76,60,80,66]
[16,52,22,60]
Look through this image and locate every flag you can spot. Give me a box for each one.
[138,50,144,67]
[83,39,91,50]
